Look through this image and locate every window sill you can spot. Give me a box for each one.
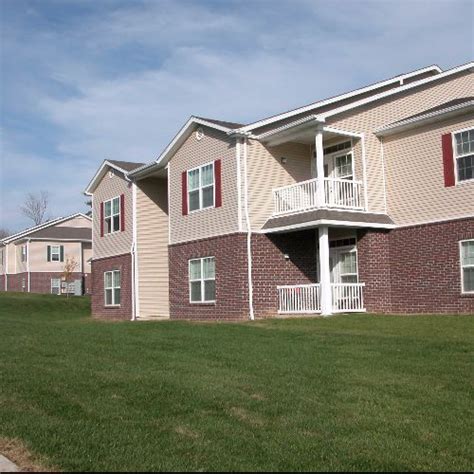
[456,178,474,186]
[190,301,216,305]
[188,205,216,215]
[104,304,121,308]
[460,292,474,297]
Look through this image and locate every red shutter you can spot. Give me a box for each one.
[100,202,104,237]
[442,133,455,187]
[215,159,222,208]
[120,194,125,231]
[182,171,188,215]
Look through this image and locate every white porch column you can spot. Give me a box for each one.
[318,225,332,316]
[314,127,325,207]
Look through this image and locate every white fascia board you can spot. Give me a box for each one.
[129,116,235,179]
[318,62,474,122]
[261,219,396,234]
[239,65,444,132]
[375,102,474,137]
[2,213,91,244]
[84,160,132,195]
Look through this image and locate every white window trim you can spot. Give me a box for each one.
[51,278,61,295]
[187,161,216,214]
[104,270,121,307]
[452,127,474,186]
[104,196,121,235]
[50,245,61,262]
[460,239,474,295]
[189,257,216,304]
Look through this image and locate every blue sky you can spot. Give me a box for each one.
[0,0,472,231]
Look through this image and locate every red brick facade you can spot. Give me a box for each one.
[167,219,474,320]
[252,231,318,318]
[0,272,90,294]
[91,253,133,320]
[5,273,28,292]
[358,217,474,314]
[169,233,249,320]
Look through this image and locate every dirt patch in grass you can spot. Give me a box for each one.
[229,407,265,427]
[0,438,56,472]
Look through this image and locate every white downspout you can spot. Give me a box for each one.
[5,244,8,291]
[242,136,255,321]
[26,239,31,293]
[131,182,139,321]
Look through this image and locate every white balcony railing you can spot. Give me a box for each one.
[277,283,365,314]
[331,283,365,313]
[277,284,321,314]
[273,178,363,215]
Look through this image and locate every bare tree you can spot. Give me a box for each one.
[0,228,10,240]
[62,256,78,298]
[20,191,49,226]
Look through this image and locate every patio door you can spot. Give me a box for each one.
[329,246,358,284]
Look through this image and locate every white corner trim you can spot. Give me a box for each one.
[379,137,388,214]
[131,182,139,321]
[236,138,243,232]
[26,239,31,293]
[243,137,255,321]
[361,134,369,212]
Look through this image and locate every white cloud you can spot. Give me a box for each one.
[1,0,472,230]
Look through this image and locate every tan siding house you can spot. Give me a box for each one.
[85,62,474,320]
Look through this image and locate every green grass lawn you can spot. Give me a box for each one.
[0,292,472,472]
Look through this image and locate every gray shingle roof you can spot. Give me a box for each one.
[26,226,92,241]
[108,160,146,172]
[195,117,244,129]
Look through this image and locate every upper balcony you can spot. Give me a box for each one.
[273,177,363,215]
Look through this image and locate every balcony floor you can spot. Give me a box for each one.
[262,208,394,233]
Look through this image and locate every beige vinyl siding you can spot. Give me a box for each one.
[0,245,5,275]
[246,140,312,229]
[16,243,27,273]
[384,114,474,226]
[83,243,92,273]
[136,178,169,318]
[28,241,83,272]
[326,70,473,215]
[7,244,15,274]
[169,126,239,244]
[93,169,133,259]
[56,215,91,228]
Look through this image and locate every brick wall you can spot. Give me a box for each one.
[358,229,392,313]
[29,272,89,294]
[6,273,28,292]
[91,253,132,320]
[169,233,249,320]
[389,218,474,314]
[358,218,474,314]
[0,275,4,292]
[252,231,318,317]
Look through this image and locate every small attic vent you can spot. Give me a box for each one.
[196,127,204,141]
[108,170,115,178]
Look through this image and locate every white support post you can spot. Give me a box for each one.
[318,225,332,316]
[315,128,325,207]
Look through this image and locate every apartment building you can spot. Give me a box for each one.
[85,62,474,320]
[0,214,92,295]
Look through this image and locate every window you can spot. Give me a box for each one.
[51,278,61,295]
[188,163,215,212]
[323,141,351,156]
[51,245,61,262]
[334,153,353,180]
[104,270,121,306]
[461,240,474,294]
[20,245,27,263]
[339,251,358,283]
[454,128,474,182]
[104,197,121,234]
[189,257,216,303]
